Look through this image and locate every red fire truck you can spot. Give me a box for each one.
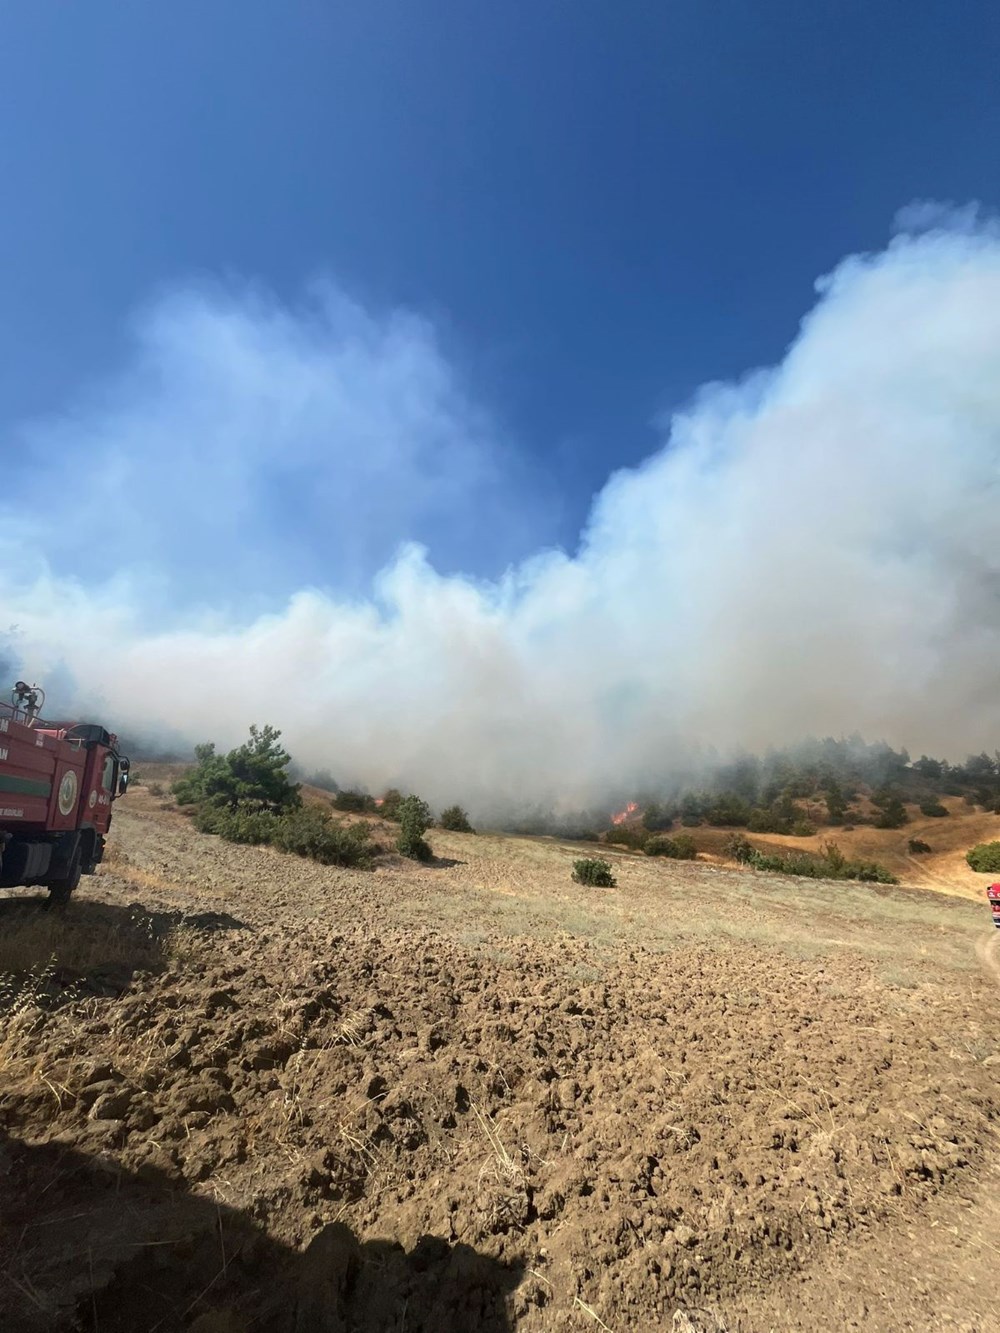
[0,681,130,902]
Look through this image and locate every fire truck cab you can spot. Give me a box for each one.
[988,883,1000,930]
[0,681,130,903]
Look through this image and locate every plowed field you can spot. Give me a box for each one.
[2,783,999,1332]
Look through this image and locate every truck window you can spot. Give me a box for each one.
[102,753,116,791]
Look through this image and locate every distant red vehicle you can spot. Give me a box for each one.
[987,883,1000,931]
[0,681,130,903]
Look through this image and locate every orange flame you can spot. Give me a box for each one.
[374,797,384,807]
[611,801,638,826]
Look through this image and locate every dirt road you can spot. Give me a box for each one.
[2,791,999,1331]
[976,930,1000,987]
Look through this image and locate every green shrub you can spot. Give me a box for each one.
[820,841,847,873]
[377,788,405,820]
[194,799,375,867]
[572,857,617,888]
[967,842,1000,873]
[670,833,697,860]
[731,839,898,885]
[642,802,673,832]
[397,795,433,861]
[439,804,475,833]
[376,783,402,815]
[790,819,817,837]
[194,799,277,844]
[746,849,823,877]
[875,797,909,829]
[824,783,847,824]
[723,833,754,864]
[270,806,375,868]
[919,801,948,818]
[854,861,898,884]
[333,789,377,814]
[645,833,697,860]
[747,807,795,834]
[644,835,672,857]
[173,726,301,814]
[704,795,752,827]
[605,824,648,850]
[908,838,932,855]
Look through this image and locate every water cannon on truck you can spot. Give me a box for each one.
[0,680,130,903]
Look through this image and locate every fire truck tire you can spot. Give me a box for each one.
[48,849,82,906]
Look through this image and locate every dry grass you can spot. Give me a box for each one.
[0,964,51,1076]
[101,838,128,868]
[393,831,982,981]
[0,902,165,981]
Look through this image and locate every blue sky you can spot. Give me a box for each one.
[2,1,999,608]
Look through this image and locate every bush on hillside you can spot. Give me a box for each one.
[824,782,848,825]
[270,806,376,867]
[747,799,805,835]
[746,808,778,833]
[645,834,697,860]
[723,834,897,884]
[820,841,847,873]
[853,861,899,883]
[397,795,433,861]
[967,841,1000,873]
[742,849,825,877]
[194,799,277,843]
[572,857,616,888]
[605,824,648,851]
[333,789,377,814]
[908,838,932,855]
[173,726,301,814]
[704,794,753,828]
[439,804,475,833]
[875,797,909,829]
[723,833,754,864]
[377,788,405,820]
[194,799,374,868]
[919,801,949,818]
[642,802,673,832]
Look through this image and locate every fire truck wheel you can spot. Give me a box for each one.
[48,849,82,906]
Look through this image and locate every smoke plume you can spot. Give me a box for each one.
[3,209,1000,817]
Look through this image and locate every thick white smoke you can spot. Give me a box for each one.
[4,211,1000,816]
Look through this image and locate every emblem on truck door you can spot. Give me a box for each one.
[57,770,78,816]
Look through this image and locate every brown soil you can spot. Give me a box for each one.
[2,782,1000,1332]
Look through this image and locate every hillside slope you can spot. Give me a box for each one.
[1,786,998,1331]
[684,796,1000,901]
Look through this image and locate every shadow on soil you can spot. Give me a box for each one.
[0,1134,524,1333]
[0,895,249,1000]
